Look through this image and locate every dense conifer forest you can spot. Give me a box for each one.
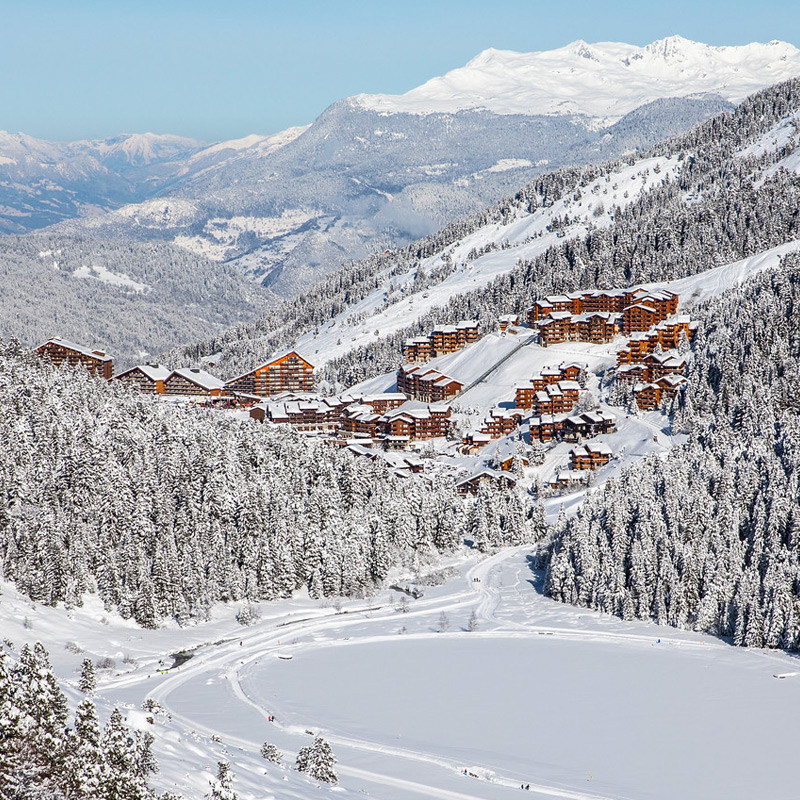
[0,342,541,626]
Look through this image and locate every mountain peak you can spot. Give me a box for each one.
[353,37,800,123]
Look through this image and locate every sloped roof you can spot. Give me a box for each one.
[37,337,113,362]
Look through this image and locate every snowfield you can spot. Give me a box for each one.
[5,544,800,800]
[354,37,800,125]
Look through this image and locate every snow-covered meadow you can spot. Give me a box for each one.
[5,544,800,800]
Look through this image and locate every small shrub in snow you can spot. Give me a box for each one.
[235,604,259,626]
[260,742,282,764]
[296,737,337,784]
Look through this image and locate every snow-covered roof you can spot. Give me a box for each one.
[169,368,225,391]
[115,363,171,382]
[38,337,113,362]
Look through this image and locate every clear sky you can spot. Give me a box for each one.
[2,0,799,143]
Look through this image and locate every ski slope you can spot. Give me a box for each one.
[296,155,680,369]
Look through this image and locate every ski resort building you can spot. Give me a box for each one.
[516,363,586,408]
[633,374,688,410]
[379,403,451,442]
[397,365,463,402]
[163,368,226,397]
[113,364,171,394]
[402,321,478,362]
[526,286,680,344]
[35,337,114,379]
[225,351,314,397]
[250,396,347,431]
[456,468,516,495]
[570,442,613,470]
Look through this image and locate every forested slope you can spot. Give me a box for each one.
[545,255,800,649]
[0,343,540,626]
[168,79,800,388]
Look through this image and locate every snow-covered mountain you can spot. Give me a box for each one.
[0,131,205,232]
[41,37,800,299]
[355,36,800,123]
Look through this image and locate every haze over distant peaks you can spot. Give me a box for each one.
[353,36,800,124]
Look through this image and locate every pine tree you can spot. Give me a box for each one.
[79,658,96,695]
[260,742,282,764]
[206,761,237,800]
[296,738,337,784]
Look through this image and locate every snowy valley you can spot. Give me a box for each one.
[5,30,800,800]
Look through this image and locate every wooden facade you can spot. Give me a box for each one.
[36,337,113,380]
[226,351,314,397]
[570,442,612,470]
[397,365,463,402]
[163,368,225,397]
[113,364,170,394]
[402,321,478,362]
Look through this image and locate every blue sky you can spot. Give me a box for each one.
[1,0,799,142]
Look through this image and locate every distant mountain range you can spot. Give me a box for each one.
[2,37,799,314]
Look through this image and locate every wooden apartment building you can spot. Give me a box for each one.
[570,442,613,470]
[36,337,114,379]
[397,364,463,402]
[163,368,226,397]
[226,351,314,397]
[403,320,479,362]
[113,364,171,394]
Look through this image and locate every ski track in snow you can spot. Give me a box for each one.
[100,544,721,800]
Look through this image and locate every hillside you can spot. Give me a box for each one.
[0,234,271,368]
[41,37,797,299]
[169,77,800,388]
[545,253,800,648]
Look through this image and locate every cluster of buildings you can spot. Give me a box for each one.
[403,321,479,362]
[526,288,679,346]
[251,391,452,446]
[35,338,317,401]
[613,316,697,411]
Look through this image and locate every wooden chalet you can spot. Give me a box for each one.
[113,363,171,394]
[226,351,314,397]
[552,470,589,489]
[635,374,688,410]
[633,382,661,410]
[570,442,612,470]
[163,368,225,397]
[561,410,616,441]
[479,407,526,440]
[499,314,519,332]
[528,414,563,442]
[456,468,516,495]
[36,337,114,379]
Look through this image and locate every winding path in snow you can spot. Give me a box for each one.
[107,543,724,800]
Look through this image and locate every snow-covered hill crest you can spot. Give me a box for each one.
[354,36,800,124]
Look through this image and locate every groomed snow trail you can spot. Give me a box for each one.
[104,543,727,800]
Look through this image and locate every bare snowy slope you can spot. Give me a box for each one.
[356,36,800,124]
